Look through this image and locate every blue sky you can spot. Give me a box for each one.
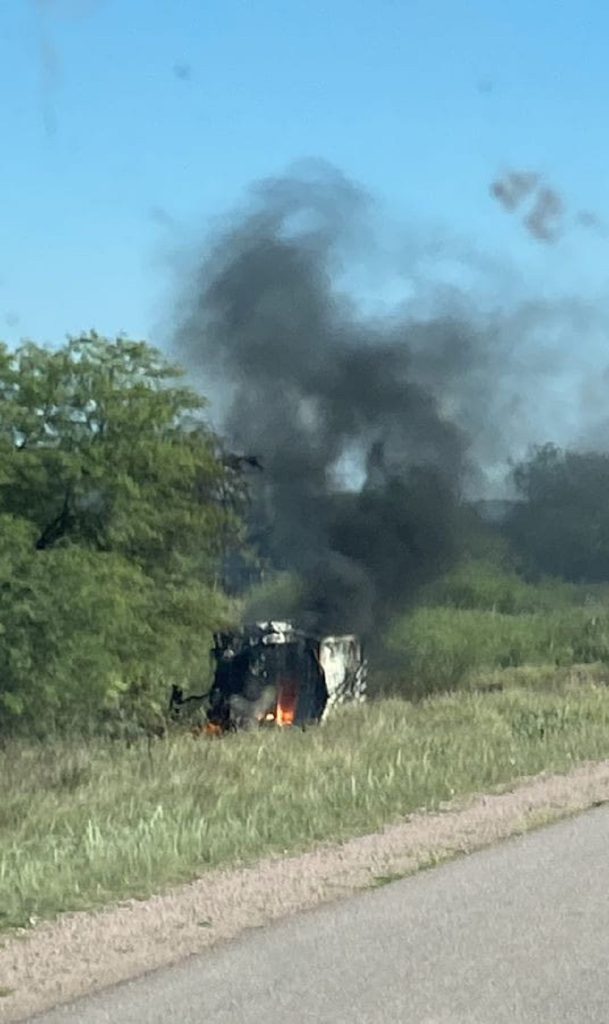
[2,0,609,348]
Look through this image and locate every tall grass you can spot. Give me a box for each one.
[384,606,609,698]
[4,559,609,932]
[377,560,609,699]
[3,680,609,931]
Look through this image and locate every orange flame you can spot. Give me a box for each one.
[275,678,298,727]
[202,722,223,737]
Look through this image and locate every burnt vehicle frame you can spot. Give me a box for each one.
[171,621,367,733]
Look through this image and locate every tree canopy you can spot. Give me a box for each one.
[506,443,609,582]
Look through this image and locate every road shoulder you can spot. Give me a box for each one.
[3,758,609,1023]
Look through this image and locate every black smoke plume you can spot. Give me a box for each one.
[174,164,585,635]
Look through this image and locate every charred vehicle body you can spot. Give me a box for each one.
[205,621,367,732]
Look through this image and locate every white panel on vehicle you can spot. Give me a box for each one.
[319,635,365,717]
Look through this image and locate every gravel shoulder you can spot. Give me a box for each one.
[3,759,609,1023]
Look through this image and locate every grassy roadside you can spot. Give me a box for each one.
[3,673,609,932]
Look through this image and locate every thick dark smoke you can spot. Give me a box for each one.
[174,164,603,636]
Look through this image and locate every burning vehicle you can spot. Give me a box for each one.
[191,621,366,733]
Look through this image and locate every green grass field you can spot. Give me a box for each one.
[382,605,609,697]
[3,675,609,932]
[373,562,609,700]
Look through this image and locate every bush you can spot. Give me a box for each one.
[0,520,231,737]
[0,335,244,738]
[419,559,578,614]
[383,604,609,699]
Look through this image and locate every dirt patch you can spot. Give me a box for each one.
[3,760,609,1022]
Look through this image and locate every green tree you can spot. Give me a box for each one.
[506,443,609,582]
[0,333,245,735]
[0,333,245,573]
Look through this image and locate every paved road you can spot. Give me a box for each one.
[31,806,609,1023]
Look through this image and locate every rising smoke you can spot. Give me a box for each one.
[174,163,603,635]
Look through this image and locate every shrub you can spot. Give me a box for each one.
[383,604,609,699]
